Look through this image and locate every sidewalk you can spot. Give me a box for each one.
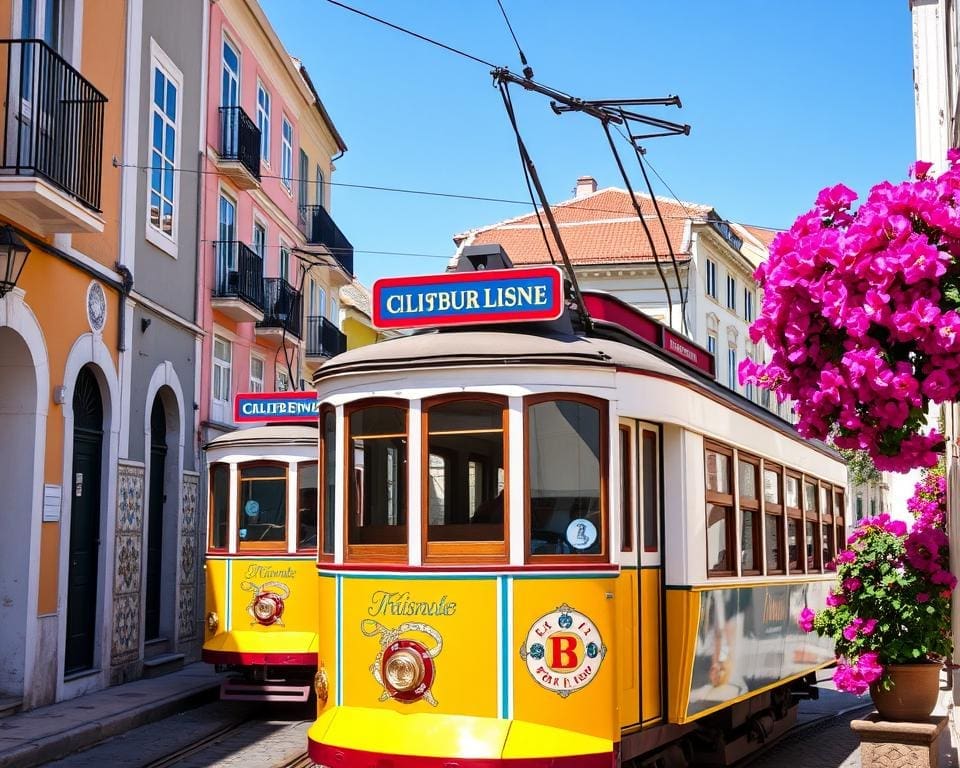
[0,663,224,768]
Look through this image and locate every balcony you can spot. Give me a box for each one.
[299,204,353,284]
[0,39,106,234]
[214,106,261,190]
[304,315,347,374]
[256,277,302,343]
[211,241,265,323]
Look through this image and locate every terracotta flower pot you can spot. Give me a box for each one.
[869,663,942,721]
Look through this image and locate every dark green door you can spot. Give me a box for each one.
[65,366,103,675]
[145,398,166,642]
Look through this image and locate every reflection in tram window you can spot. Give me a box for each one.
[238,463,287,546]
[738,458,759,574]
[321,408,335,556]
[763,464,784,574]
[785,471,802,574]
[348,404,407,546]
[425,398,505,545]
[298,461,318,550]
[705,445,733,573]
[804,479,820,572]
[209,463,229,550]
[527,397,604,558]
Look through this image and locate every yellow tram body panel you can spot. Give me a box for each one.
[313,569,619,764]
[665,580,836,725]
[203,557,319,664]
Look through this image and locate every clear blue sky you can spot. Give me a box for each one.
[261,0,916,289]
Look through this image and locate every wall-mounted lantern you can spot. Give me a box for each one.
[0,225,30,297]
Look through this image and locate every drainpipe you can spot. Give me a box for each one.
[115,263,133,352]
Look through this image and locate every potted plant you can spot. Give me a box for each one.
[799,497,954,720]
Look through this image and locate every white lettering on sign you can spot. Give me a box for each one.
[666,336,699,364]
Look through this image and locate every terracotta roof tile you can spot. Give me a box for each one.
[741,224,779,248]
[455,187,710,266]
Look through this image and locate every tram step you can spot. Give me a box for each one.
[142,653,186,679]
[0,696,21,719]
[220,680,312,703]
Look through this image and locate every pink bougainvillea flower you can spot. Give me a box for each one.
[798,607,816,633]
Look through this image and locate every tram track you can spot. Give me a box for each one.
[141,719,252,768]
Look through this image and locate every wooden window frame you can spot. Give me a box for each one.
[619,424,633,553]
[802,477,821,573]
[344,398,408,563]
[737,453,761,576]
[236,460,289,552]
[820,481,836,571]
[207,462,229,553]
[319,406,335,562]
[295,460,319,553]
[762,461,785,575]
[421,394,508,564]
[705,441,735,577]
[525,394,608,564]
[784,470,803,575]
[641,427,660,556]
[834,488,846,559]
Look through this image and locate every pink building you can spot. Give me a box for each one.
[199,0,352,436]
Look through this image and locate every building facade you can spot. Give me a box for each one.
[0,0,128,708]
[198,0,352,444]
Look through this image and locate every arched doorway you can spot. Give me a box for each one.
[145,397,167,642]
[0,327,38,698]
[65,365,103,675]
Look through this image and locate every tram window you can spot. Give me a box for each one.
[619,426,633,552]
[834,489,846,556]
[424,397,506,557]
[738,457,760,575]
[821,484,835,569]
[209,463,229,550]
[763,463,784,574]
[803,479,820,572]
[320,408,335,557]
[785,471,802,574]
[238,463,287,547]
[642,429,659,554]
[527,397,605,559]
[705,444,734,574]
[297,461,318,550]
[348,404,407,550]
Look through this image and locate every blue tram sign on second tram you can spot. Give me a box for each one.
[372,266,564,330]
[234,391,318,423]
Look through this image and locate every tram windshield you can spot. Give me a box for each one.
[239,464,286,546]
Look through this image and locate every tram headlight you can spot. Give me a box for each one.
[206,611,219,633]
[383,648,425,693]
[253,594,279,624]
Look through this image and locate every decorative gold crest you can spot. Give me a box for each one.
[240,580,290,627]
[361,619,443,706]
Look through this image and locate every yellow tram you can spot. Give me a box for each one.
[202,420,321,701]
[306,252,844,766]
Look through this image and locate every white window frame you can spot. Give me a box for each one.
[145,40,183,258]
[212,335,232,415]
[705,258,717,299]
[257,80,271,164]
[330,295,339,325]
[280,239,291,283]
[221,34,240,109]
[743,287,754,322]
[727,346,737,391]
[252,217,267,259]
[316,164,325,208]
[281,115,293,191]
[707,333,717,357]
[726,274,737,312]
[276,368,290,392]
[249,354,265,393]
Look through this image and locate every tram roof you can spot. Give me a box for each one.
[204,424,318,451]
[313,326,841,461]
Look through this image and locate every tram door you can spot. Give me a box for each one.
[617,419,663,730]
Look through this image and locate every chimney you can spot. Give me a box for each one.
[575,176,597,198]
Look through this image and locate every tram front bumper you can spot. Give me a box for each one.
[307,706,616,767]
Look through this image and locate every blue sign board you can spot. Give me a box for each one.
[372,266,564,330]
[234,391,318,423]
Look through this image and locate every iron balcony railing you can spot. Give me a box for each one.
[219,105,261,181]
[305,315,347,359]
[0,39,107,211]
[300,205,354,276]
[212,241,265,310]
[258,277,302,339]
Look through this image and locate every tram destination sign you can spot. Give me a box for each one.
[372,266,565,330]
[234,391,318,423]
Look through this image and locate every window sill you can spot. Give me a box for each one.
[145,225,178,258]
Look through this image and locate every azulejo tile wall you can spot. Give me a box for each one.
[112,461,144,665]
[178,472,200,642]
